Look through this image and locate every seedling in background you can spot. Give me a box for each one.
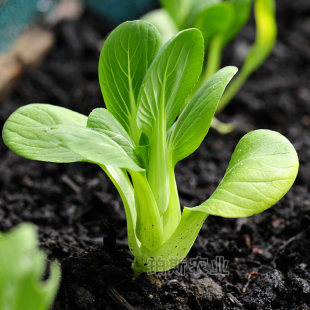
[2,21,298,276]
[0,223,60,310]
[142,0,277,132]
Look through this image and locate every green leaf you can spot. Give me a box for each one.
[0,223,60,310]
[184,0,221,29]
[137,28,204,138]
[2,103,87,163]
[87,108,137,162]
[192,130,299,218]
[99,20,162,144]
[47,124,143,171]
[222,0,253,46]
[168,66,238,166]
[159,0,196,29]
[193,2,235,48]
[137,28,204,215]
[195,0,221,8]
[141,9,178,44]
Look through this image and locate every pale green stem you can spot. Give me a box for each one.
[130,171,164,253]
[132,209,209,275]
[162,157,181,241]
[211,116,234,134]
[216,70,249,113]
[129,113,142,146]
[147,101,170,215]
[100,165,141,257]
[201,35,224,86]
[128,87,141,145]
[217,0,277,113]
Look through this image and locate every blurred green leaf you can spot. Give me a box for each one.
[0,223,60,310]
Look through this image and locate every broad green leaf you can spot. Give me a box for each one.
[137,28,204,138]
[184,0,221,29]
[168,66,237,166]
[99,20,162,144]
[141,9,178,44]
[137,28,203,215]
[222,0,253,46]
[192,130,299,218]
[87,108,137,161]
[0,224,60,310]
[2,104,87,163]
[159,0,196,29]
[47,124,143,171]
[193,2,235,48]
[132,208,208,275]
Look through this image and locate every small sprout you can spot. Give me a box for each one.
[2,21,298,276]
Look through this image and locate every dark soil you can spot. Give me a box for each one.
[1,1,310,309]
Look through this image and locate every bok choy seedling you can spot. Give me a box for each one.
[142,0,277,130]
[2,21,298,276]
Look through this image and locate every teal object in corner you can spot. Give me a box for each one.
[0,0,54,52]
[84,0,159,24]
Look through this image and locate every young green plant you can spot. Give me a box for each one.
[0,223,60,310]
[142,0,277,131]
[2,21,298,276]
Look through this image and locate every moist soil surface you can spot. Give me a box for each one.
[1,1,310,309]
